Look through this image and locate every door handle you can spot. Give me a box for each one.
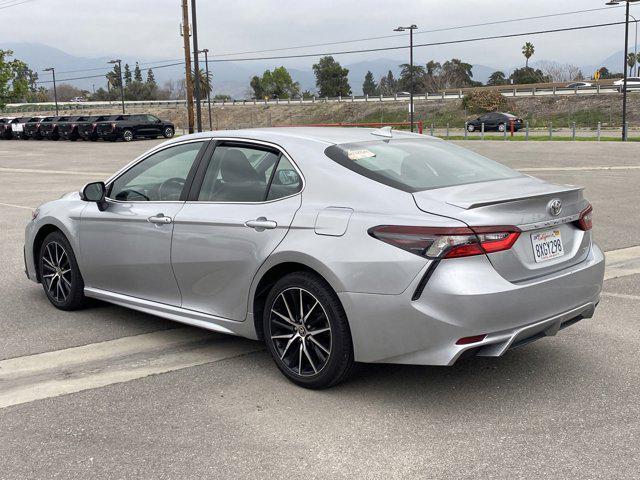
[245,217,277,231]
[147,214,172,225]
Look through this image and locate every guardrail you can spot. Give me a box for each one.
[0,85,631,114]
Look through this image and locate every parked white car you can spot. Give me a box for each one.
[614,77,640,91]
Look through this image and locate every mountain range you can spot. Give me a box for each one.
[2,42,638,98]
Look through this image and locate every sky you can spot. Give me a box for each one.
[1,0,639,73]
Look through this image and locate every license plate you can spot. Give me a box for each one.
[531,229,565,263]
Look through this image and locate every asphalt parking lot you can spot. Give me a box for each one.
[0,138,639,479]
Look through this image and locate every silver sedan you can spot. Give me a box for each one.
[24,127,605,388]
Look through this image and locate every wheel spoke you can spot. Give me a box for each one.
[302,300,318,324]
[302,340,318,374]
[42,257,56,269]
[280,292,296,324]
[280,334,298,360]
[298,342,303,375]
[60,274,72,289]
[42,273,56,279]
[271,318,296,331]
[271,333,294,340]
[308,336,330,356]
[299,289,304,321]
[271,309,296,326]
[308,327,330,337]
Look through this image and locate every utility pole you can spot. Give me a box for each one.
[43,67,58,116]
[181,0,195,134]
[200,48,213,130]
[394,24,418,132]
[191,0,202,132]
[108,59,125,114]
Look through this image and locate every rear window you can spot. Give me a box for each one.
[324,138,522,192]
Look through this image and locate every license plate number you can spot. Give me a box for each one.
[531,229,564,263]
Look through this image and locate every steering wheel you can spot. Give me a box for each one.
[158,177,186,201]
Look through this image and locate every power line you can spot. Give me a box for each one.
[210,5,626,58]
[36,19,628,85]
[206,21,628,63]
[44,4,627,76]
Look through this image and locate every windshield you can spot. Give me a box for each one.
[324,138,522,192]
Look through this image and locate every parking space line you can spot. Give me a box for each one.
[0,328,262,409]
[0,201,34,210]
[604,245,640,280]
[0,167,110,176]
[601,292,640,301]
[519,166,640,172]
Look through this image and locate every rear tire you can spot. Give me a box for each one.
[38,231,87,311]
[498,123,506,132]
[263,272,355,389]
[163,126,174,138]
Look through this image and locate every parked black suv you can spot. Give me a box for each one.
[59,116,93,141]
[40,116,73,140]
[78,115,112,141]
[466,112,523,132]
[95,114,175,142]
[24,117,55,140]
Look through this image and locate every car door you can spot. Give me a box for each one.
[79,139,209,305]
[146,115,163,136]
[171,140,303,320]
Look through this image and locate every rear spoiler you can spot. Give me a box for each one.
[449,185,583,209]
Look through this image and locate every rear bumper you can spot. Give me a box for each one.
[339,243,605,365]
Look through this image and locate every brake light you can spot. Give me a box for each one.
[368,225,521,259]
[577,204,593,231]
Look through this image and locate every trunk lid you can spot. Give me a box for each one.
[412,176,592,282]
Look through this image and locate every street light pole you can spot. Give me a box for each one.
[108,59,125,114]
[607,0,640,141]
[43,67,58,116]
[191,0,202,132]
[199,48,213,131]
[394,24,418,132]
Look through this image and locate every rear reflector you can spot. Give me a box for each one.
[577,204,593,231]
[456,334,487,345]
[368,225,520,260]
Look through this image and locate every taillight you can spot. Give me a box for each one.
[368,225,521,259]
[577,204,593,231]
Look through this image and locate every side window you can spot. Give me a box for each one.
[267,156,302,200]
[146,115,159,123]
[109,141,204,202]
[197,145,276,202]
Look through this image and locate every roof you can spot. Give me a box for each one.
[170,126,433,148]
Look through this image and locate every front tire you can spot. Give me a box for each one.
[498,123,506,132]
[263,272,355,389]
[38,231,87,311]
[122,129,134,142]
[467,124,475,132]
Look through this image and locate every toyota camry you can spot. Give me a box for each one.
[24,127,605,388]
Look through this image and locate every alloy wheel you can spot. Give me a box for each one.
[41,241,72,303]
[123,130,133,142]
[268,287,332,377]
[164,127,174,138]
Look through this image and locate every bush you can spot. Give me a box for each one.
[462,89,510,114]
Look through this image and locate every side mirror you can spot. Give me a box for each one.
[81,181,107,211]
[156,119,162,123]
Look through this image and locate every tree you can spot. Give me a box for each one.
[191,68,212,98]
[106,63,122,90]
[537,61,583,82]
[510,67,549,84]
[123,63,132,86]
[423,61,445,92]
[213,94,232,101]
[250,66,299,99]
[0,49,33,106]
[398,63,426,93]
[441,58,479,87]
[522,42,535,68]
[146,68,156,87]
[627,53,636,76]
[637,53,640,76]
[487,71,507,86]
[134,62,143,82]
[378,70,397,95]
[362,70,378,96]
[312,56,351,97]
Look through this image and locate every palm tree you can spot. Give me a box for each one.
[522,42,535,68]
[627,53,637,77]
[190,68,212,98]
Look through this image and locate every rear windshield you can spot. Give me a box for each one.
[324,138,522,192]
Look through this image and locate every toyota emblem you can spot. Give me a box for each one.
[548,199,562,216]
